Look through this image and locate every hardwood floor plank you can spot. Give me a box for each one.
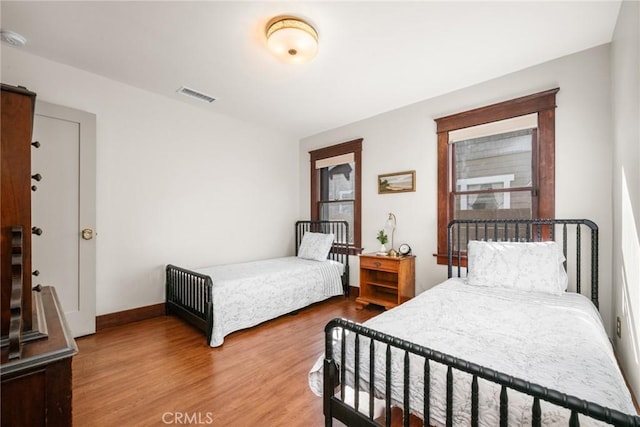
[73,295,382,426]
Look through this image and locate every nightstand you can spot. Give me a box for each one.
[356,254,415,310]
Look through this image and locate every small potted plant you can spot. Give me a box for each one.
[376,230,388,254]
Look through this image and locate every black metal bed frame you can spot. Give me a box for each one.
[323,219,640,427]
[165,220,349,344]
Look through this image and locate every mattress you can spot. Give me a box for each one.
[196,256,344,347]
[309,278,636,426]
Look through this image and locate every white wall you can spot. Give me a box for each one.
[300,45,616,336]
[611,0,640,402]
[2,47,299,316]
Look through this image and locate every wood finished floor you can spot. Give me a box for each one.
[73,295,383,427]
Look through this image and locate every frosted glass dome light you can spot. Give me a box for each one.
[266,16,318,63]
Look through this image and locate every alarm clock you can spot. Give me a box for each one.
[398,243,412,256]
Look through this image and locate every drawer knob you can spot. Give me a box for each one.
[374,261,381,267]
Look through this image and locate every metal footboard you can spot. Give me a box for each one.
[165,264,214,343]
[324,318,640,427]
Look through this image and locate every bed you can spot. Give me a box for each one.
[166,220,349,347]
[309,219,640,426]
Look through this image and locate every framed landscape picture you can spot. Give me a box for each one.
[378,170,416,194]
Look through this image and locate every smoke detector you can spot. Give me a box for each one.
[1,30,27,47]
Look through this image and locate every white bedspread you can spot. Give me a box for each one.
[197,256,344,347]
[309,278,636,426]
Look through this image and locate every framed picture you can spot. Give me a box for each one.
[378,170,416,194]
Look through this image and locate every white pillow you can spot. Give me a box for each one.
[466,240,568,295]
[297,232,335,262]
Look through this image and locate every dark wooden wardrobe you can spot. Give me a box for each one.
[1,83,77,426]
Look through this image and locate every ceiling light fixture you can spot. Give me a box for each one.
[1,30,27,47]
[265,16,318,63]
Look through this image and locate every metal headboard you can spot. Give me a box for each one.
[447,219,599,308]
[295,220,350,296]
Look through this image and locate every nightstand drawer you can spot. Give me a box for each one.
[359,256,398,272]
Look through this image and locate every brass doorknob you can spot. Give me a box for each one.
[81,228,94,240]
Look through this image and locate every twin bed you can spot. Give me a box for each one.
[310,219,640,426]
[165,220,349,347]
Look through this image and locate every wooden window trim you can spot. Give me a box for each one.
[310,138,363,255]
[434,89,559,265]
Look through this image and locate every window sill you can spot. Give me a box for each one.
[348,246,364,256]
[434,252,467,267]
[331,244,363,257]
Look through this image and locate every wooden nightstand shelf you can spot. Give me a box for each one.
[356,254,415,310]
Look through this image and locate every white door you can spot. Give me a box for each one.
[31,101,96,337]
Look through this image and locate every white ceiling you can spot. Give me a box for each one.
[1,1,622,139]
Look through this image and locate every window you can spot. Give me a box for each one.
[435,89,559,264]
[453,119,536,218]
[310,138,362,253]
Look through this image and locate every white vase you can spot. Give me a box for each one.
[379,244,387,254]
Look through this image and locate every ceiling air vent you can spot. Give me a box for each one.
[177,86,216,103]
